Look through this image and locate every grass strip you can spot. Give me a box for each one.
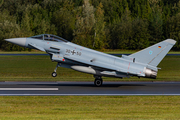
[0,96,180,119]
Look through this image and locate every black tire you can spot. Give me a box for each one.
[94,79,103,87]
[52,72,57,77]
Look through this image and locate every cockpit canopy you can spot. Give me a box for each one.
[29,34,68,42]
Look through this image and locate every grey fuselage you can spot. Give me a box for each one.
[24,36,153,78]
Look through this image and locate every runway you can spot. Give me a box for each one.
[0,81,180,95]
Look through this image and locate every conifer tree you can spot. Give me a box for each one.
[73,0,95,48]
[93,2,106,49]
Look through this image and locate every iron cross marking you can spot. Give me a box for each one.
[71,50,76,55]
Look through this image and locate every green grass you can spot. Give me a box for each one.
[0,96,180,119]
[0,55,180,82]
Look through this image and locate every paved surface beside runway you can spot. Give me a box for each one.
[0,81,180,95]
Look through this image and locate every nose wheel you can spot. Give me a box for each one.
[52,72,57,77]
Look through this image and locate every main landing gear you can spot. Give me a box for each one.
[52,63,59,77]
[94,75,103,87]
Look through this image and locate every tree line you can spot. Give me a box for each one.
[0,0,180,51]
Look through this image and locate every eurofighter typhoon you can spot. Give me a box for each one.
[5,34,176,86]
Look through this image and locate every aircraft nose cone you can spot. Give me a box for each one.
[5,38,27,47]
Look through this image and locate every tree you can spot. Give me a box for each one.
[0,0,3,7]
[52,0,75,41]
[73,0,95,48]
[110,7,132,49]
[93,2,106,49]
[0,10,27,51]
[148,0,164,44]
[165,13,180,50]
[20,4,56,36]
[131,18,150,49]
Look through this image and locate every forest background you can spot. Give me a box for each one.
[0,0,180,51]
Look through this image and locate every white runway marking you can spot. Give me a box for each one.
[0,88,58,90]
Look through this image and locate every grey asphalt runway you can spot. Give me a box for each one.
[0,81,180,95]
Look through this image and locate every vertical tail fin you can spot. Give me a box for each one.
[129,39,176,66]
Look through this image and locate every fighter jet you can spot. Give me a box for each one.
[5,34,176,86]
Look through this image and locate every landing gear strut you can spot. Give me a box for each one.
[94,75,103,87]
[52,63,59,77]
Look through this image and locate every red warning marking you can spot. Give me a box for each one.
[158,46,161,48]
[128,62,130,70]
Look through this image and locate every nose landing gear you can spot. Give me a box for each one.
[52,63,59,77]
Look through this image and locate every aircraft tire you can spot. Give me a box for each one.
[94,79,103,87]
[52,72,57,77]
